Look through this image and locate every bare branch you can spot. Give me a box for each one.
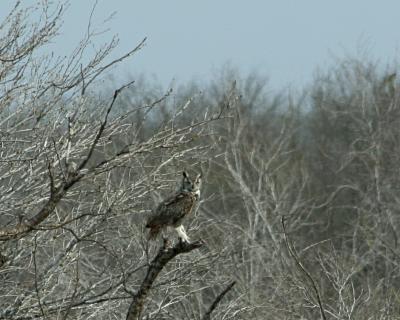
[82,37,146,93]
[202,281,236,320]
[281,217,327,320]
[33,235,46,318]
[125,239,203,320]
[77,80,135,171]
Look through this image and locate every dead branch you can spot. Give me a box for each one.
[281,217,327,320]
[125,239,203,320]
[77,80,135,171]
[202,281,236,320]
[0,82,133,241]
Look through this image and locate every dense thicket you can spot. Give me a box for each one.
[1,2,400,319]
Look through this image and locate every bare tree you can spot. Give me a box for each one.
[3,3,400,320]
[0,2,237,319]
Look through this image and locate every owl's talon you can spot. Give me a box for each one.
[179,236,190,244]
[175,225,190,243]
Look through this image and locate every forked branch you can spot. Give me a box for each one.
[0,82,133,241]
[281,217,327,320]
[125,239,203,320]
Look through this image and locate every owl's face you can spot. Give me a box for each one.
[181,171,202,194]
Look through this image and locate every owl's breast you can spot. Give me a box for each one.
[169,193,197,226]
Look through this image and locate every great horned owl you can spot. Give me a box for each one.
[145,171,202,243]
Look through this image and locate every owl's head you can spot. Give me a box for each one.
[181,171,202,196]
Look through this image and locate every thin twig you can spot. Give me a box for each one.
[82,38,146,92]
[77,80,135,171]
[281,216,327,320]
[33,235,46,318]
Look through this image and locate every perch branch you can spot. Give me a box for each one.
[126,239,203,320]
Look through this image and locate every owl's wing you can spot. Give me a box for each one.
[162,192,186,207]
[146,192,187,227]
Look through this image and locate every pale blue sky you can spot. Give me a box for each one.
[2,1,400,91]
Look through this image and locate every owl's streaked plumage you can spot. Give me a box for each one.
[146,171,202,243]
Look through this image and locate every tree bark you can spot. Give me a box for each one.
[126,239,203,320]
